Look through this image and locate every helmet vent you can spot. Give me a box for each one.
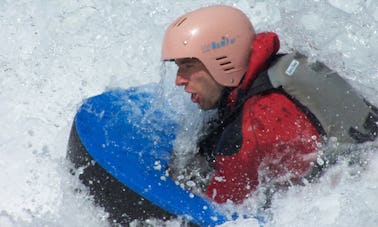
[220,61,232,66]
[174,17,187,27]
[216,56,227,60]
[224,66,235,71]
[216,56,235,72]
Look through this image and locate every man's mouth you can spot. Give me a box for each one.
[191,93,200,103]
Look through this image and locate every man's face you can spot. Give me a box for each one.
[175,58,224,110]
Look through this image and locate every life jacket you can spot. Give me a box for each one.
[266,52,378,144]
[199,41,378,163]
[199,32,378,204]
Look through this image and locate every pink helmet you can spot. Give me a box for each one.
[161,5,256,87]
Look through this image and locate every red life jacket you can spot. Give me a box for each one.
[202,32,321,203]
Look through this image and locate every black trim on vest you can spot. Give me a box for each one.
[198,69,277,161]
[349,101,378,143]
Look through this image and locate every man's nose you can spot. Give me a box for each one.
[175,73,188,86]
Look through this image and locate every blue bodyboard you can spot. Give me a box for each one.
[68,84,232,226]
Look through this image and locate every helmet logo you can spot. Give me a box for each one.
[201,36,236,53]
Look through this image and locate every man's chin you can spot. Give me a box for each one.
[197,103,207,110]
[198,103,216,111]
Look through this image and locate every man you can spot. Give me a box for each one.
[161,5,378,204]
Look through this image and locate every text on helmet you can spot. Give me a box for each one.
[201,36,237,53]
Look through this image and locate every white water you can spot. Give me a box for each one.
[0,0,377,226]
